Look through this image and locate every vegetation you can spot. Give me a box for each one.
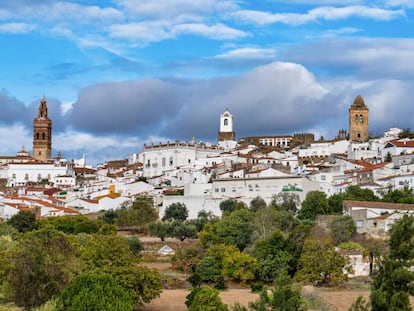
[186,286,229,311]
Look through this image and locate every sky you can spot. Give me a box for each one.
[0,0,414,166]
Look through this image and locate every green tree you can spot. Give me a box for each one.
[251,207,283,240]
[115,196,158,227]
[248,274,306,311]
[170,220,198,241]
[56,273,133,311]
[123,236,143,255]
[250,196,267,212]
[191,209,219,232]
[149,221,171,241]
[215,209,254,250]
[344,185,379,202]
[100,209,118,224]
[162,202,189,221]
[349,295,370,311]
[382,187,414,204]
[327,193,346,215]
[271,193,300,213]
[370,215,414,310]
[219,198,238,215]
[7,210,36,233]
[398,128,413,139]
[330,216,356,245]
[295,237,347,286]
[389,214,414,262]
[8,227,79,310]
[186,286,229,311]
[298,191,330,220]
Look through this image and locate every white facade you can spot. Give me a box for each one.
[220,110,234,133]
[298,140,349,159]
[6,162,69,187]
[135,141,223,177]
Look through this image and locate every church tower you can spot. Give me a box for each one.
[33,96,52,161]
[349,95,369,142]
[217,109,235,142]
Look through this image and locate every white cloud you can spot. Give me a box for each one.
[0,124,31,155]
[173,23,246,40]
[0,22,36,33]
[232,6,405,25]
[215,47,277,60]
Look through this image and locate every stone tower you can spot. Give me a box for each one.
[217,109,235,142]
[349,95,369,142]
[33,96,52,161]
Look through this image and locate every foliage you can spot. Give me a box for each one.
[389,215,414,262]
[215,209,254,250]
[100,209,118,224]
[371,215,414,310]
[162,202,189,221]
[56,273,133,311]
[193,255,224,287]
[370,258,414,311]
[0,223,18,236]
[170,220,198,241]
[297,191,330,220]
[327,193,346,215]
[103,265,162,307]
[246,274,306,311]
[381,186,414,204]
[349,295,370,311]
[219,198,238,215]
[123,236,143,255]
[329,216,356,245]
[7,210,36,233]
[285,223,312,276]
[271,193,300,213]
[252,231,292,283]
[338,241,364,251]
[149,221,171,241]
[7,227,79,310]
[251,207,283,240]
[114,196,158,227]
[186,286,229,311]
[343,185,379,202]
[295,237,347,286]
[249,196,267,212]
[36,215,102,234]
[76,233,132,270]
[398,128,414,139]
[191,209,219,232]
[171,246,202,273]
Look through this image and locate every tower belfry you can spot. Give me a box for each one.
[349,95,369,142]
[33,96,52,161]
[218,108,235,142]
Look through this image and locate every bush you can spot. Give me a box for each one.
[56,273,133,311]
[186,286,229,311]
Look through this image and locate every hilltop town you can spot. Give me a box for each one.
[1,95,413,230]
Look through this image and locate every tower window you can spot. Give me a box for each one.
[42,133,45,140]
[355,114,359,123]
[36,133,39,140]
[224,118,228,126]
[359,114,363,123]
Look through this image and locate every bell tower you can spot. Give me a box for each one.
[349,95,369,142]
[218,108,235,142]
[33,96,52,161]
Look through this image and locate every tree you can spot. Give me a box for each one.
[186,286,229,311]
[7,210,36,233]
[349,295,370,311]
[215,209,254,250]
[247,273,306,311]
[298,191,330,220]
[344,185,379,202]
[115,196,158,227]
[295,237,347,286]
[162,202,188,221]
[219,198,238,215]
[370,215,414,310]
[249,196,267,212]
[327,193,346,214]
[7,227,79,310]
[170,220,197,241]
[191,209,219,232]
[149,221,171,241]
[382,187,414,204]
[389,215,414,262]
[330,216,357,245]
[56,273,133,311]
[271,193,300,213]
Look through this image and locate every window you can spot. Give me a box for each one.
[221,188,225,192]
[223,118,228,126]
[359,114,363,123]
[215,188,219,193]
[355,114,359,123]
[357,220,363,228]
[162,158,166,167]
[42,132,45,140]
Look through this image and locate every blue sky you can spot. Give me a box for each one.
[0,0,413,165]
